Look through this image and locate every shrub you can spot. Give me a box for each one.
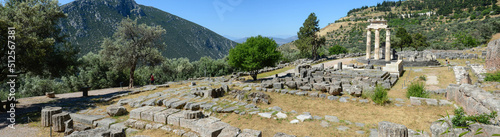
[419,75,427,81]
[406,82,429,98]
[452,107,497,127]
[484,71,500,82]
[328,45,348,55]
[19,75,70,97]
[371,85,389,105]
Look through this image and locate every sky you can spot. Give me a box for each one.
[21,0,388,39]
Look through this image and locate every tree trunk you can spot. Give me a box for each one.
[51,112,70,132]
[41,107,62,127]
[129,57,138,89]
[251,71,258,80]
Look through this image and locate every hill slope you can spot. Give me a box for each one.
[58,0,237,60]
[282,0,500,52]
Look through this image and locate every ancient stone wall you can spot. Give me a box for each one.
[446,84,500,117]
[486,39,500,70]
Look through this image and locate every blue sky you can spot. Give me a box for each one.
[34,0,388,39]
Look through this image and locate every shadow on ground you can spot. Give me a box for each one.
[0,90,132,130]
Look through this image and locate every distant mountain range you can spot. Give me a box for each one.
[229,36,298,45]
[58,0,237,60]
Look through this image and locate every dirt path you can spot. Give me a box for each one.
[0,87,130,136]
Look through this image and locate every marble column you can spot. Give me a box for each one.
[374,28,380,60]
[366,29,371,59]
[385,28,391,61]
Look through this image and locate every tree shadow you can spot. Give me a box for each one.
[0,90,132,130]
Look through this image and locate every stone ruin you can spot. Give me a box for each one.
[260,62,399,97]
[486,38,500,70]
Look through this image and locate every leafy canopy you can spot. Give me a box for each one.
[228,35,282,80]
[296,13,326,60]
[100,18,166,88]
[329,45,348,55]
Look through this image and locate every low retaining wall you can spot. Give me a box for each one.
[446,84,500,117]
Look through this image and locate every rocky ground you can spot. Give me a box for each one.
[1,51,499,137]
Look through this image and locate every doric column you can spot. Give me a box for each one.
[385,28,391,61]
[374,28,380,60]
[366,29,371,59]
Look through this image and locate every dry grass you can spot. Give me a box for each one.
[388,66,455,100]
[257,66,295,79]
[491,33,500,42]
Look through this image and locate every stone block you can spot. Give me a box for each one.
[129,106,154,120]
[378,121,408,137]
[167,112,184,126]
[153,109,180,124]
[69,113,106,125]
[140,106,166,121]
[218,126,241,137]
[93,118,116,129]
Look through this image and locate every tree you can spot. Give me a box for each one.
[411,33,429,51]
[100,18,166,88]
[228,35,282,80]
[328,45,348,55]
[296,13,326,60]
[394,27,412,51]
[0,0,77,79]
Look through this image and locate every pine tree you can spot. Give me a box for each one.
[296,13,326,60]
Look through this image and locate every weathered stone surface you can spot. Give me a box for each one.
[170,100,188,109]
[41,106,62,127]
[74,123,91,131]
[325,115,339,123]
[140,106,166,121]
[238,129,262,137]
[299,86,311,91]
[70,113,106,125]
[337,126,350,131]
[184,110,203,119]
[327,95,339,101]
[329,86,342,95]
[129,106,154,120]
[94,118,116,129]
[133,120,147,129]
[218,126,241,137]
[110,122,127,131]
[258,112,272,118]
[410,97,422,106]
[486,38,500,70]
[296,114,312,122]
[285,81,297,89]
[106,105,128,117]
[52,112,71,132]
[273,83,283,89]
[66,128,110,137]
[320,120,330,128]
[153,109,180,124]
[276,112,287,119]
[348,85,362,97]
[167,112,184,126]
[378,121,408,137]
[273,132,297,137]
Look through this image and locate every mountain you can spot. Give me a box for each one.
[58,0,237,60]
[233,36,298,45]
[281,0,500,52]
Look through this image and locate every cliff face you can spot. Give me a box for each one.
[58,0,237,60]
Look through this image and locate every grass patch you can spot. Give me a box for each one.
[484,71,500,82]
[406,82,429,98]
[370,85,389,105]
[419,75,427,81]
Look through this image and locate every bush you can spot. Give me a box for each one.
[419,75,427,81]
[406,82,429,98]
[19,75,70,97]
[370,85,389,105]
[484,71,500,82]
[328,45,348,55]
[452,107,497,127]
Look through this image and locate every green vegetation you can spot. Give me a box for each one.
[406,82,429,98]
[452,107,497,127]
[419,75,427,81]
[228,35,282,80]
[100,18,166,88]
[328,45,348,55]
[0,0,77,79]
[296,13,326,60]
[484,71,500,82]
[368,85,389,105]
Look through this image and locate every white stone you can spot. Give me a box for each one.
[258,112,272,119]
[290,119,299,124]
[276,112,287,119]
[296,114,312,122]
